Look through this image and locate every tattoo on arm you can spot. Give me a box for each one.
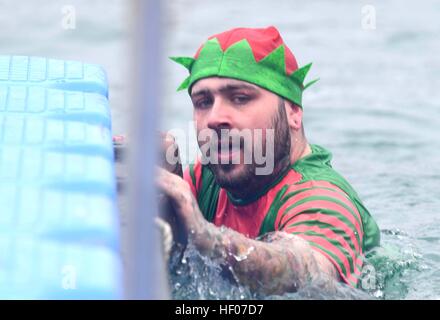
[188,194,337,295]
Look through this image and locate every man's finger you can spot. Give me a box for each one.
[156,167,174,193]
[156,166,187,200]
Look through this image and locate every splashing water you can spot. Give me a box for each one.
[168,243,254,300]
[360,229,422,300]
[167,229,423,300]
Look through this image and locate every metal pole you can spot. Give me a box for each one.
[124,0,169,299]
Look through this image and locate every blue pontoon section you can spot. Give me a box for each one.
[0,56,108,98]
[0,56,121,299]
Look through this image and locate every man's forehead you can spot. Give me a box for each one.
[190,77,260,96]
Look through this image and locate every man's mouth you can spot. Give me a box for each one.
[216,141,242,163]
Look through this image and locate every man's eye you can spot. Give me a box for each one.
[194,98,212,109]
[231,95,250,104]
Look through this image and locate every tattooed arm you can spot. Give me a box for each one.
[194,223,339,294]
[157,168,339,295]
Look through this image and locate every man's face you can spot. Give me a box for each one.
[190,77,291,192]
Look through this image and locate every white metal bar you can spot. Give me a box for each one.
[124,0,169,299]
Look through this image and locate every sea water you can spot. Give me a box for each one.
[1,0,438,299]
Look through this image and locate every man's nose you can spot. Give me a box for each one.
[206,98,233,130]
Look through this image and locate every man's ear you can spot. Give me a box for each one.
[284,100,303,131]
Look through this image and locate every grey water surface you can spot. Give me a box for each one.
[1,0,438,299]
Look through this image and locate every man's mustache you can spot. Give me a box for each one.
[206,135,247,152]
[202,128,254,149]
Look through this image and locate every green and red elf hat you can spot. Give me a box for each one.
[170,26,318,108]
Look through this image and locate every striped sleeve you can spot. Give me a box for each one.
[183,162,200,198]
[275,181,364,287]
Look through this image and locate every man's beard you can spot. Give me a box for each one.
[202,98,292,198]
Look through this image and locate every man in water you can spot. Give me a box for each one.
[158,26,380,294]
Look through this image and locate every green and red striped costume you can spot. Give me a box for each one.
[184,144,380,287]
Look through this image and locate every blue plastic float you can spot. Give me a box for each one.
[0,56,121,299]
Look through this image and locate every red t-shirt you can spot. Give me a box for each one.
[184,144,380,287]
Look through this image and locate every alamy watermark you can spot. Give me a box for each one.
[61,5,76,30]
[164,121,276,176]
[61,265,77,290]
[360,263,377,290]
[361,5,376,30]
